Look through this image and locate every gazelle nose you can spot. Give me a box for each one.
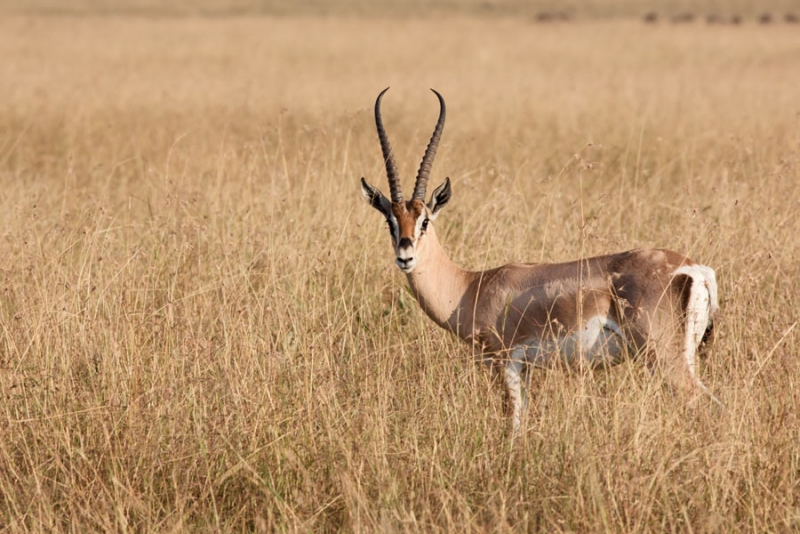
[396,255,416,271]
[396,237,415,271]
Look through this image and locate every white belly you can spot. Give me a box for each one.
[511,315,628,369]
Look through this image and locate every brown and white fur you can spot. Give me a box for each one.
[361,88,720,433]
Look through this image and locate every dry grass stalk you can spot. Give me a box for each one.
[1,11,799,533]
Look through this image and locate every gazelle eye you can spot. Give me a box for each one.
[421,218,430,232]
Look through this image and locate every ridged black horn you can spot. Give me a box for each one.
[412,89,446,201]
[374,87,403,203]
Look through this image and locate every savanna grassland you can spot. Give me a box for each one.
[1,4,799,532]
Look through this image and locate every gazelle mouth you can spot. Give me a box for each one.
[396,258,417,272]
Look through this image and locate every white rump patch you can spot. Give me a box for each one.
[691,264,719,315]
[672,264,717,346]
[671,264,721,403]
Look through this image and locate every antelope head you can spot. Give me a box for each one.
[361,88,452,273]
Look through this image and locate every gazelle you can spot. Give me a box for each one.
[360,88,720,432]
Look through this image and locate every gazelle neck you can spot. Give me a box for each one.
[404,226,475,334]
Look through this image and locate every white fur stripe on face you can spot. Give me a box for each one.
[388,215,399,243]
[414,212,427,238]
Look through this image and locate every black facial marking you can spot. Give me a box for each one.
[399,237,413,249]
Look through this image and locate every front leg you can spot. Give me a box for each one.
[503,350,527,436]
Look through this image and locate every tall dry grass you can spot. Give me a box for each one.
[0,12,799,532]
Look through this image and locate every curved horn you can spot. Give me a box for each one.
[412,89,446,201]
[374,87,403,203]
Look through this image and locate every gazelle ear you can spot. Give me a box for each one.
[427,177,451,219]
[361,177,392,216]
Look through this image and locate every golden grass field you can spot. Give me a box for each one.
[1,5,799,532]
